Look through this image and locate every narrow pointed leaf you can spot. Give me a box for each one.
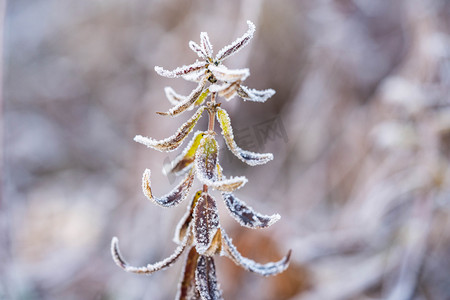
[216,108,273,166]
[208,176,248,192]
[194,134,219,184]
[155,60,207,78]
[164,131,206,176]
[215,20,256,62]
[111,233,189,274]
[237,85,275,103]
[195,256,224,300]
[142,168,194,208]
[157,78,207,116]
[189,41,208,59]
[134,106,205,152]
[182,70,207,83]
[204,229,222,256]
[209,65,249,82]
[221,231,291,276]
[176,247,202,300]
[174,190,203,245]
[165,86,186,105]
[200,32,213,58]
[193,193,220,255]
[222,193,280,228]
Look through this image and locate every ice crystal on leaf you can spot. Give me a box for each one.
[112,20,290,300]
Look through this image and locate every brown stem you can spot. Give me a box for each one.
[204,92,217,194]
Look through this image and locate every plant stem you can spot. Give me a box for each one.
[203,92,217,194]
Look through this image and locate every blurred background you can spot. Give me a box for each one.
[2,0,450,299]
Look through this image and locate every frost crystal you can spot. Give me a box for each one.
[215,21,256,62]
[142,169,194,208]
[237,85,276,103]
[221,231,291,276]
[194,134,219,184]
[155,60,208,78]
[134,106,205,152]
[216,108,273,166]
[193,194,220,255]
[195,256,224,300]
[209,65,249,82]
[189,41,208,60]
[177,247,202,300]
[158,78,207,116]
[200,32,213,58]
[222,193,280,228]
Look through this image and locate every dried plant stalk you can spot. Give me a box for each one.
[111,21,290,299]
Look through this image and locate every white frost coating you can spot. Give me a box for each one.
[195,256,224,300]
[163,131,206,176]
[111,228,191,274]
[182,69,206,82]
[238,85,276,103]
[209,64,249,82]
[222,192,280,228]
[200,176,248,192]
[164,86,189,107]
[200,32,213,58]
[194,135,219,183]
[221,230,291,276]
[193,194,220,255]
[189,40,208,59]
[155,60,207,78]
[141,169,194,208]
[209,83,231,93]
[216,108,273,166]
[215,20,256,62]
[134,106,205,152]
[158,78,207,116]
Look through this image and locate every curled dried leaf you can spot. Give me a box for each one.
[165,86,187,105]
[195,256,224,300]
[164,131,206,176]
[221,230,291,276]
[237,85,275,103]
[222,193,280,228]
[142,168,194,208]
[134,106,205,152]
[155,60,207,78]
[111,232,190,274]
[158,78,207,116]
[176,247,202,300]
[194,134,219,184]
[207,176,248,192]
[209,65,249,82]
[216,108,273,166]
[193,193,220,255]
[174,190,203,245]
[215,20,255,62]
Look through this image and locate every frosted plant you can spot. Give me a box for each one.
[111,21,291,299]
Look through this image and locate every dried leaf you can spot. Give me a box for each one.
[221,231,291,276]
[165,86,187,105]
[142,168,194,208]
[158,78,207,116]
[216,108,273,165]
[174,190,203,245]
[237,85,276,103]
[176,247,202,300]
[155,60,207,78]
[207,176,248,192]
[200,32,213,58]
[209,65,249,82]
[215,20,255,62]
[182,70,207,83]
[111,232,190,274]
[195,256,224,300]
[164,131,206,176]
[194,134,219,184]
[222,193,280,228]
[134,106,205,152]
[193,193,220,255]
[189,41,208,60]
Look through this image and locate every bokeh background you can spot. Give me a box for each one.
[2,0,450,299]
